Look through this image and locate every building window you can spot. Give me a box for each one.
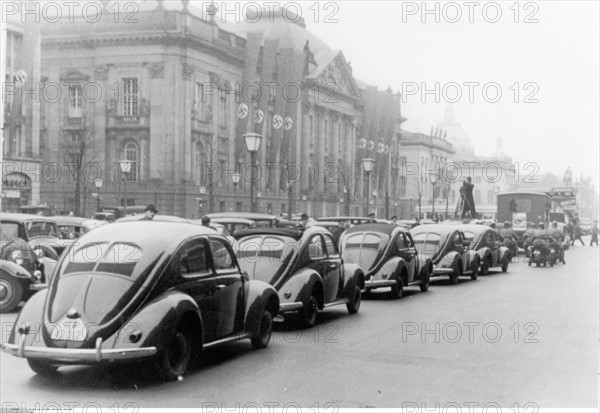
[236,202,243,212]
[195,82,207,120]
[122,140,139,182]
[281,204,286,214]
[219,97,228,127]
[219,201,226,212]
[68,85,83,118]
[324,119,329,151]
[399,176,407,196]
[193,141,206,184]
[122,78,139,116]
[487,190,495,205]
[474,189,481,204]
[309,115,314,146]
[67,130,81,143]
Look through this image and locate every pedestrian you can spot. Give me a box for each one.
[367,212,376,223]
[571,221,584,246]
[329,220,347,244]
[390,215,398,226]
[590,221,598,246]
[201,216,211,227]
[296,213,310,229]
[460,177,477,219]
[140,204,157,220]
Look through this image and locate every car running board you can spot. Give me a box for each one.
[323,298,349,308]
[202,332,251,349]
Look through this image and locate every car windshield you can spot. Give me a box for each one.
[411,232,442,258]
[236,235,297,284]
[0,223,19,241]
[24,220,58,238]
[61,241,143,277]
[58,225,85,239]
[341,232,389,271]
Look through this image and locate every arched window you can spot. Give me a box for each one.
[193,140,208,185]
[123,140,139,182]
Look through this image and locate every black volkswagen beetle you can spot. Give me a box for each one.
[0,222,279,380]
[409,224,480,284]
[460,224,511,274]
[339,223,432,298]
[234,227,365,328]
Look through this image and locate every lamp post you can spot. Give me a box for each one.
[343,186,351,216]
[232,172,240,211]
[302,194,308,215]
[409,194,414,219]
[243,133,262,213]
[94,179,103,213]
[362,157,375,215]
[286,179,293,220]
[119,160,133,216]
[429,172,438,220]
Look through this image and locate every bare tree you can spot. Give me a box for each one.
[61,122,100,217]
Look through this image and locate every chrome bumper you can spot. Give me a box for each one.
[432,267,454,275]
[279,302,304,312]
[0,335,157,362]
[365,279,396,288]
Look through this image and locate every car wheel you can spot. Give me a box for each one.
[0,273,24,313]
[528,261,531,266]
[536,262,541,267]
[419,270,430,292]
[501,257,509,273]
[299,294,318,328]
[156,322,192,381]
[449,260,461,285]
[346,285,362,314]
[480,258,490,275]
[471,259,479,281]
[251,309,273,350]
[27,359,58,376]
[390,277,403,299]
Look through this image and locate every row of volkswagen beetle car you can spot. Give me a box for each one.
[0,212,511,381]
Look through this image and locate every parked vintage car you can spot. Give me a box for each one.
[205,212,279,228]
[210,217,256,236]
[409,224,480,284]
[339,223,432,298]
[234,227,365,327]
[0,213,61,258]
[460,224,511,274]
[54,216,107,239]
[0,222,279,380]
[0,238,58,312]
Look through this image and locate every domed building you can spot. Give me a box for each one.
[436,104,475,160]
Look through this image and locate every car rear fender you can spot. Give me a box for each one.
[0,261,36,283]
[438,252,460,269]
[417,255,433,276]
[4,289,48,346]
[371,257,403,283]
[477,247,491,264]
[243,280,279,337]
[277,269,322,307]
[105,290,202,352]
[499,246,510,261]
[466,250,479,271]
[342,263,365,290]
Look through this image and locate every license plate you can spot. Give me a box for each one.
[50,318,88,341]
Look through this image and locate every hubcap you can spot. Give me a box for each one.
[0,281,12,302]
[168,332,187,371]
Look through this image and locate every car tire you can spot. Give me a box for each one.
[449,260,461,285]
[346,285,362,314]
[536,262,541,267]
[299,294,318,328]
[27,359,58,376]
[480,258,490,275]
[419,270,430,292]
[251,309,273,350]
[471,259,479,281]
[501,257,509,273]
[528,261,531,266]
[0,273,24,313]
[390,277,403,299]
[156,322,192,381]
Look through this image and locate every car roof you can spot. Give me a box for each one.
[115,214,190,223]
[205,212,276,221]
[344,222,402,236]
[210,217,255,225]
[53,216,89,225]
[410,224,457,238]
[79,221,219,247]
[317,216,367,221]
[234,227,305,240]
[0,213,57,223]
[459,224,491,234]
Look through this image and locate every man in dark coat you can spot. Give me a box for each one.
[590,221,598,246]
[140,204,157,220]
[571,222,584,246]
[460,177,477,219]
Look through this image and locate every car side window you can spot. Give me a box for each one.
[308,235,327,260]
[323,234,339,257]
[178,239,210,276]
[405,233,416,249]
[209,238,235,270]
[453,232,463,246]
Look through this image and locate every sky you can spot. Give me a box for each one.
[207,0,599,188]
[300,1,599,188]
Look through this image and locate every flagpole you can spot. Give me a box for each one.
[0,21,6,213]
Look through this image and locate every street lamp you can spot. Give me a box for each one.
[243,133,262,213]
[362,157,375,215]
[409,194,414,219]
[119,160,133,216]
[429,172,438,220]
[286,179,293,220]
[232,172,241,211]
[94,179,103,213]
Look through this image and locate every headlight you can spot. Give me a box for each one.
[11,250,23,265]
[550,249,555,253]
